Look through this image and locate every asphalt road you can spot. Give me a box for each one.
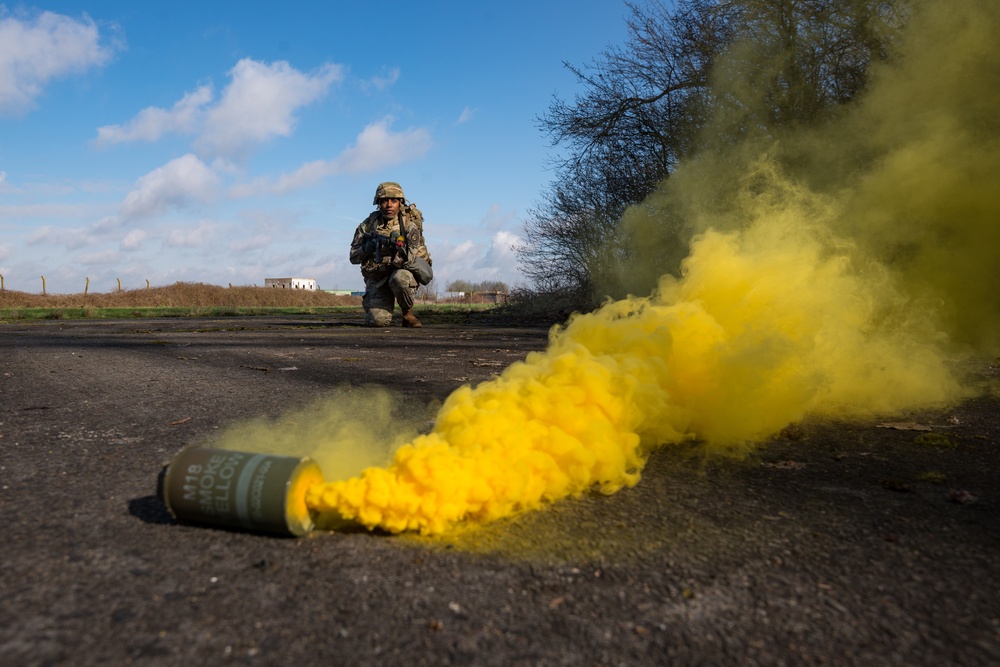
[1,315,998,666]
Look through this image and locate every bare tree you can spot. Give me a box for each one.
[704,0,906,141]
[519,0,907,306]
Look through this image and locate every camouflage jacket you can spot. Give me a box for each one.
[349,206,432,281]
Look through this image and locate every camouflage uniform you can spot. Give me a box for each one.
[349,183,432,327]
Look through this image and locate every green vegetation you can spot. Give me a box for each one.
[444,279,509,294]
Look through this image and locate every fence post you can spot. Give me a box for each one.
[41,275,46,296]
[117,278,121,293]
[85,277,89,295]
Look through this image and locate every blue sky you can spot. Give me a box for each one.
[0,1,634,294]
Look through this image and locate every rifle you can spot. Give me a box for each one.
[362,231,405,263]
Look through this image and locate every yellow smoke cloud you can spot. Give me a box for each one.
[620,0,1000,355]
[837,0,1000,354]
[180,0,979,538]
[306,179,965,534]
[304,0,998,535]
[210,388,420,482]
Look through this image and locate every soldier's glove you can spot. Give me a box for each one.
[361,237,378,256]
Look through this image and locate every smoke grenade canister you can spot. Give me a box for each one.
[159,446,324,537]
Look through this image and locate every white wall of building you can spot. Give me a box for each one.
[265,278,317,290]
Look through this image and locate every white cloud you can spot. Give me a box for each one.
[92,215,124,232]
[444,240,477,263]
[477,230,524,268]
[196,58,343,158]
[1,177,114,198]
[120,154,220,219]
[0,10,118,115]
[434,231,526,289]
[165,220,218,248]
[480,202,518,231]
[120,229,146,251]
[229,116,432,196]
[228,234,272,252]
[0,202,98,219]
[367,67,400,91]
[76,249,121,265]
[260,159,330,195]
[26,224,94,249]
[331,117,432,173]
[456,107,475,124]
[94,85,213,146]
[93,58,341,157]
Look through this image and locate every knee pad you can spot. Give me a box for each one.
[366,308,393,327]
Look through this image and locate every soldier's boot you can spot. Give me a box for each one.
[401,310,423,328]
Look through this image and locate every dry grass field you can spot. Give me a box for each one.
[0,281,517,323]
[0,281,360,310]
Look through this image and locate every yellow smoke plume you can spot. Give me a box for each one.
[305,0,998,535]
[619,0,1000,354]
[210,388,418,483]
[306,179,964,534]
[191,0,994,538]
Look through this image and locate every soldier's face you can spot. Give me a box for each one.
[379,198,401,218]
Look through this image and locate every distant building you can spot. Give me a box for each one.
[482,291,509,304]
[265,277,317,290]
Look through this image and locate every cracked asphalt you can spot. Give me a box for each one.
[1,315,998,666]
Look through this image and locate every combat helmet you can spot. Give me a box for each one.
[373,181,405,205]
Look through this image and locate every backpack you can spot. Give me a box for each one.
[399,203,432,284]
[403,203,424,237]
